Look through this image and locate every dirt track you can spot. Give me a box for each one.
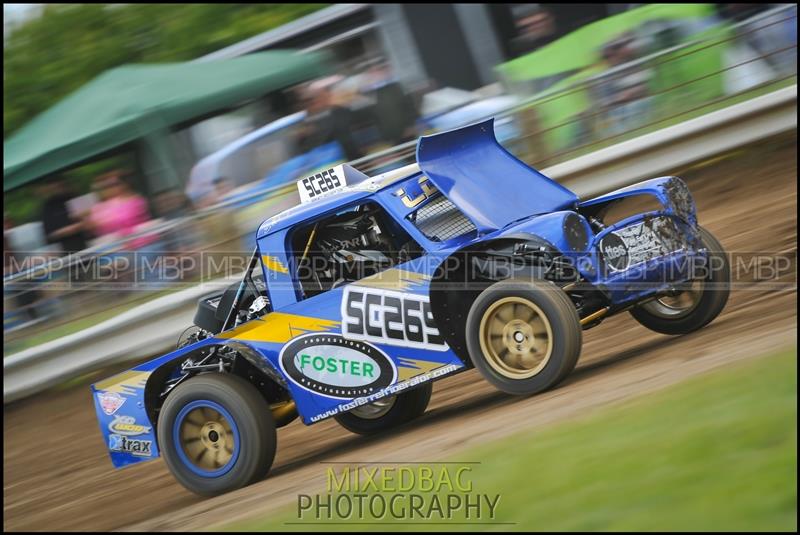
[3,135,797,532]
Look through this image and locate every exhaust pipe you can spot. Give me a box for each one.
[270,400,299,427]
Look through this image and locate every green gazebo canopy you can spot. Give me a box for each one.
[3,49,328,191]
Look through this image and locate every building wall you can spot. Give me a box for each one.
[372,4,428,90]
[401,4,483,91]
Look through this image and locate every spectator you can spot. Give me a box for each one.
[594,33,653,136]
[155,188,195,251]
[154,188,197,281]
[300,77,364,161]
[365,61,419,146]
[201,176,236,209]
[86,170,161,287]
[38,174,96,288]
[198,176,243,256]
[509,6,569,94]
[39,175,90,255]
[156,188,193,219]
[335,61,383,150]
[86,170,158,249]
[510,6,559,58]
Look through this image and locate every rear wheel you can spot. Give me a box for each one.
[158,373,276,496]
[631,226,729,335]
[334,383,432,435]
[466,279,582,396]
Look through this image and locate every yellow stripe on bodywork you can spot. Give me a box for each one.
[396,357,447,381]
[94,370,151,396]
[353,268,431,291]
[262,255,289,274]
[218,312,340,343]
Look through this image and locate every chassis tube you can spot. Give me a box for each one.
[221,248,260,332]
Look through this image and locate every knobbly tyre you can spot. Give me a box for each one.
[92,119,729,495]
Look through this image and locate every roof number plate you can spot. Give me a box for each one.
[298,165,347,203]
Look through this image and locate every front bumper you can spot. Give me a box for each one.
[579,213,706,306]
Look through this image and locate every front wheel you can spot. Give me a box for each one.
[466,279,582,396]
[334,383,432,435]
[158,373,276,496]
[630,226,729,335]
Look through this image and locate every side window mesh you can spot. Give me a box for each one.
[407,194,476,242]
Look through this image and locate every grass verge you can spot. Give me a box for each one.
[229,348,797,532]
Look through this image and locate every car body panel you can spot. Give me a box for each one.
[416,118,578,233]
[92,370,160,468]
[94,260,465,469]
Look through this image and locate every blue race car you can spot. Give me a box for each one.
[92,119,729,495]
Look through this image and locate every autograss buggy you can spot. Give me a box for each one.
[91,119,729,495]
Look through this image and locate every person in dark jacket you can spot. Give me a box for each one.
[39,175,90,254]
[366,62,419,146]
[509,6,559,58]
[301,78,364,161]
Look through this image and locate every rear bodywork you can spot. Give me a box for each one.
[417,119,578,232]
[93,118,705,469]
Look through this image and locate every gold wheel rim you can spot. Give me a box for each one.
[479,297,553,379]
[643,279,704,318]
[350,396,397,420]
[179,406,235,470]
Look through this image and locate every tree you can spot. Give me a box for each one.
[3,4,327,138]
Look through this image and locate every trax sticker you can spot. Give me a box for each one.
[97,391,126,416]
[108,415,151,437]
[280,334,397,399]
[342,287,448,351]
[109,434,153,457]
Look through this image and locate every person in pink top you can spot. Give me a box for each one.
[87,170,163,287]
[88,170,159,250]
